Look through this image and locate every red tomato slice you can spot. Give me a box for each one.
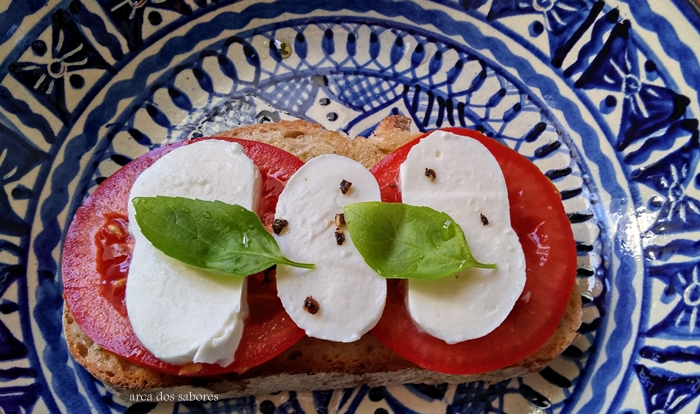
[62,138,305,376]
[369,128,577,375]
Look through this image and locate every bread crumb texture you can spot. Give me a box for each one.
[216,115,417,169]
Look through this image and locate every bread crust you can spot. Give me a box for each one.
[64,286,580,399]
[62,116,582,400]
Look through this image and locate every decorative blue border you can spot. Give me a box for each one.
[1,0,698,412]
[670,0,700,37]
[0,1,52,46]
[622,0,700,109]
[44,2,625,412]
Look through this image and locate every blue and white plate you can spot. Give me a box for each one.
[1,0,700,412]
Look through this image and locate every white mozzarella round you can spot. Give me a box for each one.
[399,130,526,343]
[126,140,261,366]
[274,154,386,342]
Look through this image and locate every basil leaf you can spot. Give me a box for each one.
[343,202,495,279]
[132,196,314,276]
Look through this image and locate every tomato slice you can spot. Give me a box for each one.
[62,138,306,376]
[369,128,577,375]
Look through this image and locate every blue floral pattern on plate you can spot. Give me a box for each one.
[0,0,698,412]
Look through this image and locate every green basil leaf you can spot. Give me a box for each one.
[343,201,495,279]
[132,196,314,276]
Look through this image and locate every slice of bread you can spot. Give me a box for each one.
[63,116,582,400]
[214,115,416,168]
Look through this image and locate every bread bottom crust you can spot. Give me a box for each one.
[63,286,580,400]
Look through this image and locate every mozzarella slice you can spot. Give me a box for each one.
[126,140,261,366]
[274,154,386,342]
[399,131,526,343]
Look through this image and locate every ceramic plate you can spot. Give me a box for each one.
[1,0,700,412]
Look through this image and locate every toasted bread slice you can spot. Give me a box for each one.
[63,116,582,400]
[215,115,415,169]
[64,286,580,399]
